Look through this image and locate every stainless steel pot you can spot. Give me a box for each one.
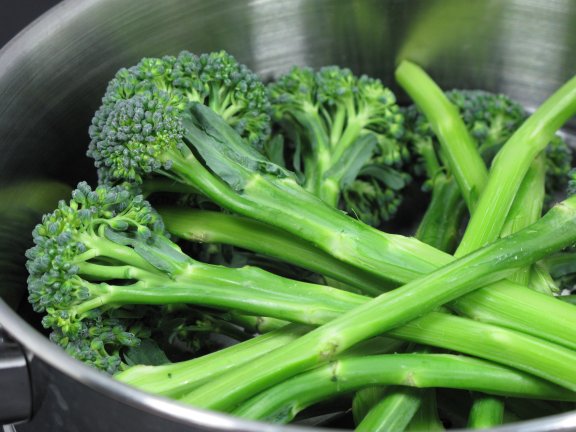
[1,0,576,430]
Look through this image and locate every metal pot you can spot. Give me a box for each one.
[1,0,575,430]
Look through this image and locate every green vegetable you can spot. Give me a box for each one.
[269,65,408,225]
[232,354,576,423]
[26,50,576,428]
[182,196,576,410]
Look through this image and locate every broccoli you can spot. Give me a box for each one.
[181,193,576,411]
[23,49,576,429]
[402,89,571,254]
[268,66,408,226]
[89,50,270,164]
[85,58,576,358]
[27,186,576,404]
[26,182,389,372]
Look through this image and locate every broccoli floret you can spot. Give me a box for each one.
[90,51,270,152]
[25,182,165,372]
[27,182,374,372]
[268,65,408,225]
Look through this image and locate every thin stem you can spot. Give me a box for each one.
[115,324,310,398]
[500,154,546,287]
[456,73,576,255]
[415,174,465,253]
[159,208,389,296]
[183,199,576,411]
[395,61,488,210]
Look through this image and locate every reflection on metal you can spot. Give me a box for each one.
[0,181,70,310]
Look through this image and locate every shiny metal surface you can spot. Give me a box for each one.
[0,331,31,424]
[0,0,575,430]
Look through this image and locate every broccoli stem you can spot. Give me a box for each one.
[395,61,488,210]
[356,387,422,432]
[461,157,546,431]
[352,387,388,424]
[115,304,576,402]
[406,390,444,431]
[158,208,390,296]
[181,198,576,411]
[161,206,576,352]
[544,252,576,280]
[232,354,576,423]
[178,104,450,283]
[76,263,367,327]
[115,324,311,398]
[500,154,546,287]
[176,104,576,350]
[467,395,505,429]
[455,74,576,255]
[415,175,465,254]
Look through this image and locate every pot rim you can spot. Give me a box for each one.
[0,1,575,431]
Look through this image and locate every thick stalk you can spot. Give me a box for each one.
[500,155,546,287]
[467,395,504,429]
[456,74,576,255]
[182,200,576,410]
[415,175,465,254]
[395,61,488,209]
[115,324,310,398]
[232,355,576,422]
[406,390,444,431]
[356,386,421,432]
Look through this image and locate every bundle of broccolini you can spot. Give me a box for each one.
[26,50,576,429]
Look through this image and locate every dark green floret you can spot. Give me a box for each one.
[268,65,408,226]
[89,50,270,150]
[25,182,164,372]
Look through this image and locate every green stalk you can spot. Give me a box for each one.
[232,354,576,423]
[499,154,546,287]
[415,175,465,254]
[159,208,388,296]
[456,74,576,255]
[114,293,576,402]
[467,395,504,429]
[406,390,444,431]
[115,324,310,398]
[391,312,576,390]
[352,387,387,424]
[356,386,421,432]
[77,264,366,326]
[175,104,576,351]
[528,263,559,296]
[544,252,576,279]
[182,199,576,411]
[395,61,488,210]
